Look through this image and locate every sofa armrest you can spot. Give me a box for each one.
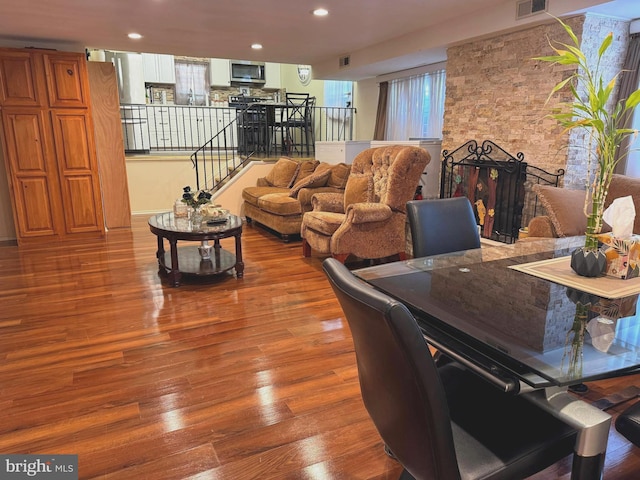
[312,192,345,213]
[298,186,344,212]
[527,216,557,238]
[345,203,393,225]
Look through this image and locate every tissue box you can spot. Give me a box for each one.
[596,233,640,279]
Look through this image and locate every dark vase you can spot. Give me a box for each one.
[570,247,607,277]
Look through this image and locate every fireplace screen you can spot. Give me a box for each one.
[440,140,564,243]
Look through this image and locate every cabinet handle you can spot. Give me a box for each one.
[66,69,74,76]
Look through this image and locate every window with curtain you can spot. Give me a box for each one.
[324,80,353,107]
[385,69,446,140]
[174,61,210,106]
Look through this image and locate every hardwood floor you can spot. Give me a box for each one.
[0,215,639,479]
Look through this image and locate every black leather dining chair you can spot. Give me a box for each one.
[615,400,640,447]
[406,197,480,258]
[323,257,578,480]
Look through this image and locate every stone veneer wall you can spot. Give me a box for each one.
[442,15,629,192]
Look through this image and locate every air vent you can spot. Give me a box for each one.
[516,0,547,20]
[339,55,350,68]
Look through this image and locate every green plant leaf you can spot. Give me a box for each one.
[625,89,640,109]
[598,32,613,58]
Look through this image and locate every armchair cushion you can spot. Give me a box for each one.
[302,211,345,236]
[533,185,587,237]
[344,174,374,210]
[264,157,300,188]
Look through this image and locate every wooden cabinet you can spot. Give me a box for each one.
[142,53,176,84]
[209,59,231,87]
[0,47,105,245]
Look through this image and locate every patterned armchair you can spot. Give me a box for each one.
[301,145,430,263]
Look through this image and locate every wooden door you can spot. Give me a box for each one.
[0,108,62,238]
[50,109,104,234]
[87,62,131,228]
[43,53,88,108]
[0,50,43,107]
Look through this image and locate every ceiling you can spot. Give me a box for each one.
[0,0,639,80]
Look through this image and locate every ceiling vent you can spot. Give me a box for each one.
[516,0,547,20]
[339,55,351,68]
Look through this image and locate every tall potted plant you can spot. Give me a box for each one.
[536,17,640,276]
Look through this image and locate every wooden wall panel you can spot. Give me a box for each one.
[87,61,131,228]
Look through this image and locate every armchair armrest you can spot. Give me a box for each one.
[298,187,344,212]
[345,203,393,224]
[312,192,345,213]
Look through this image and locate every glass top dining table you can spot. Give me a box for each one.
[353,236,640,479]
[354,236,640,391]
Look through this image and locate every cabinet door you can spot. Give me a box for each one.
[156,54,176,83]
[43,53,88,108]
[142,53,159,83]
[264,63,281,90]
[209,59,230,87]
[0,51,43,106]
[0,108,62,238]
[50,110,105,234]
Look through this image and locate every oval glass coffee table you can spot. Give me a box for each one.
[148,212,244,287]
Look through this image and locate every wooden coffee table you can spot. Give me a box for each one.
[148,212,244,287]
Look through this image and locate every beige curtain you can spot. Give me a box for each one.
[615,33,640,174]
[373,81,388,140]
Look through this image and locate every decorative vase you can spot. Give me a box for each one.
[198,240,213,260]
[570,246,606,277]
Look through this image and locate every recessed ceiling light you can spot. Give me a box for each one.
[251,43,263,50]
[313,8,329,16]
[128,33,143,40]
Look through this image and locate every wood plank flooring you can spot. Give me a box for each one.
[0,215,639,479]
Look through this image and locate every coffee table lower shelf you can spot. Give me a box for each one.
[159,246,241,286]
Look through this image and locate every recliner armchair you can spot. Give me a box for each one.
[301,145,430,263]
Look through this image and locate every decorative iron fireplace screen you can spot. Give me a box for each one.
[440,140,564,243]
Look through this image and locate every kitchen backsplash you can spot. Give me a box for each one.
[146,84,284,106]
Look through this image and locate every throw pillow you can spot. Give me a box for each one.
[344,174,374,210]
[533,185,587,237]
[264,157,299,188]
[327,163,351,189]
[289,169,331,198]
[292,160,320,185]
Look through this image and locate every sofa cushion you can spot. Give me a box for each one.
[258,193,302,216]
[242,186,290,207]
[293,160,320,184]
[264,157,300,188]
[289,169,331,198]
[533,185,587,237]
[344,173,374,210]
[605,174,640,234]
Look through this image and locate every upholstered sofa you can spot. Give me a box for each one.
[526,174,640,239]
[242,157,351,241]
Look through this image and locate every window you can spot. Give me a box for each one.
[324,80,353,107]
[174,61,210,106]
[385,69,446,140]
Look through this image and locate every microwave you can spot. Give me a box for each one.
[230,60,266,84]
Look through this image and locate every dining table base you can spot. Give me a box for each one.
[525,387,611,480]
